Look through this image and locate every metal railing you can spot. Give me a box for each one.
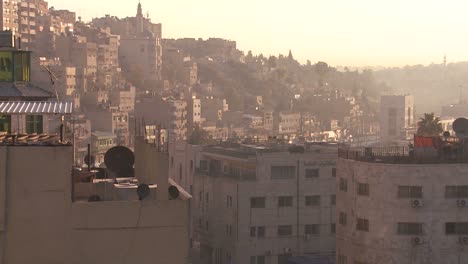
[338,146,468,164]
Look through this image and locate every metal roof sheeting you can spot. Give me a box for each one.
[0,101,73,114]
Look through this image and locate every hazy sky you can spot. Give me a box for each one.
[48,0,468,67]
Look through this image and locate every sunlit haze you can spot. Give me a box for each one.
[47,0,468,67]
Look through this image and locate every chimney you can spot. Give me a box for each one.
[134,136,169,201]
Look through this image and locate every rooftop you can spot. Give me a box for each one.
[0,133,69,146]
[339,136,468,164]
[0,82,53,100]
[203,142,339,159]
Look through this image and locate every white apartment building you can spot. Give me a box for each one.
[380,95,415,142]
[185,142,337,264]
[337,144,468,264]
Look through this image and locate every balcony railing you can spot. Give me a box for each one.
[338,145,468,164]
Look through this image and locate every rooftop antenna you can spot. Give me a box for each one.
[41,64,60,101]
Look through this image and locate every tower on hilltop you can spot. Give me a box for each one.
[136,1,144,33]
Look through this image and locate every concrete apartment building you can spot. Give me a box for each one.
[56,35,98,83]
[187,142,337,264]
[18,0,37,50]
[380,95,415,143]
[0,136,191,264]
[135,95,188,142]
[0,0,18,34]
[85,106,130,146]
[337,141,468,264]
[278,112,301,138]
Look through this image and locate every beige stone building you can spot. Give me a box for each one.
[337,145,468,264]
[183,142,337,264]
[380,95,415,142]
[0,136,191,264]
[135,96,188,142]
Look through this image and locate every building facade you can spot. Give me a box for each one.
[190,143,337,264]
[337,145,468,264]
[380,95,415,142]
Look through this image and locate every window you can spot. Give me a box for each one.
[397,222,423,235]
[257,226,265,238]
[332,168,337,177]
[338,254,347,264]
[398,186,422,198]
[250,197,266,208]
[277,225,293,236]
[205,193,209,208]
[226,195,233,208]
[251,226,265,238]
[256,256,265,264]
[339,212,347,226]
[13,52,30,81]
[331,223,336,234]
[305,195,320,206]
[278,196,293,207]
[190,160,193,170]
[357,183,370,196]
[206,221,209,231]
[331,195,336,205]
[356,218,369,232]
[445,186,468,198]
[0,51,13,81]
[305,224,320,235]
[305,168,319,178]
[250,227,256,237]
[278,254,292,264]
[25,115,43,134]
[271,166,295,179]
[445,222,468,235]
[0,114,11,133]
[251,256,265,264]
[354,261,369,264]
[339,178,348,191]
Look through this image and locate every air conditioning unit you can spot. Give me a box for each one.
[412,236,424,245]
[411,199,423,208]
[457,199,468,207]
[283,247,292,253]
[304,234,311,240]
[459,236,468,245]
[265,250,272,256]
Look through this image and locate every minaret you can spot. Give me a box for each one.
[443,53,447,67]
[136,0,144,34]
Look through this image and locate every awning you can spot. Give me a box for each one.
[0,101,73,114]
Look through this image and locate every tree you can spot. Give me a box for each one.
[188,124,209,145]
[315,61,329,89]
[417,113,443,136]
[268,56,277,70]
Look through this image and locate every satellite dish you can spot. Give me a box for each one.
[443,131,451,138]
[88,195,101,202]
[84,154,95,166]
[104,146,135,177]
[168,185,180,200]
[137,184,150,200]
[453,118,468,135]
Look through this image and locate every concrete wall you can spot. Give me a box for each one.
[0,144,190,264]
[337,158,468,264]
